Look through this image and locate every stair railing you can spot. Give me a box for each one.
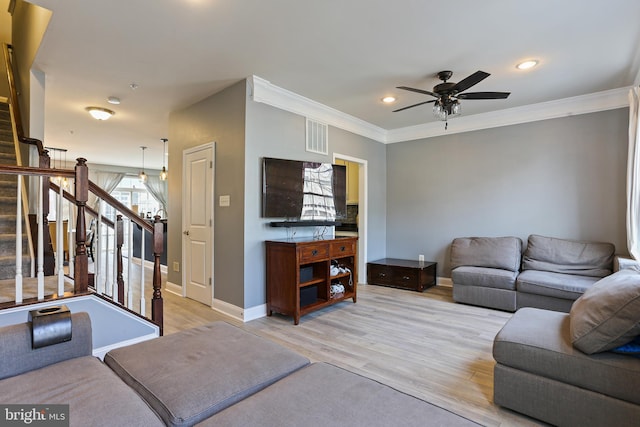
[0,160,165,333]
[49,178,165,331]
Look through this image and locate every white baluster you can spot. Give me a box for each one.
[57,183,64,295]
[112,214,118,302]
[37,176,44,299]
[127,219,133,309]
[67,204,74,278]
[106,217,113,297]
[96,199,103,294]
[140,226,146,315]
[15,174,23,303]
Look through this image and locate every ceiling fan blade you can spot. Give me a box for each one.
[452,71,490,93]
[396,86,439,98]
[392,99,436,113]
[457,92,511,100]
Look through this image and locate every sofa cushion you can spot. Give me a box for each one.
[450,236,522,272]
[198,363,479,427]
[0,312,92,380]
[0,356,163,426]
[516,270,600,300]
[570,269,640,354]
[451,266,518,290]
[104,321,310,427]
[521,234,614,277]
[493,308,640,405]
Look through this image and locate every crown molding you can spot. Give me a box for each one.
[249,75,631,144]
[386,86,631,143]
[250,75,387,142]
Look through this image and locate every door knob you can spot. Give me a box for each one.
[183,230,190,236]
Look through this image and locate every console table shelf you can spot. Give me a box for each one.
[266,236,358,325]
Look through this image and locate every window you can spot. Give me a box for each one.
[110,176,162,219]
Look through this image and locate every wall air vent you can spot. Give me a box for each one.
[306,119,328,155]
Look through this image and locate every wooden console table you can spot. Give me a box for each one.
[367,258,437,292]
[266,236,357,325]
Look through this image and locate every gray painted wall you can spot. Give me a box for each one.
[168,81,246,307]
[386,108,629,278]
[244,89,387,308]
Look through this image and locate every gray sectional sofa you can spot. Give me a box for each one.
[0,312,477,427]
[451,234,616,312]
[493,267,640,427]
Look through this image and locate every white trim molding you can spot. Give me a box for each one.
[249,75,631,144]
[250,75,387,142]
[386,86,631,142]
[212,298,267,322]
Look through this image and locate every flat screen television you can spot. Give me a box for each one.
[262,157,347,223]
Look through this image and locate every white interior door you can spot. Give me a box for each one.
[183,143,214,305]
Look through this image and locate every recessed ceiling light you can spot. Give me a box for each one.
[107,96,121,105]
[516,60,539,70]
[382,96,396,103]
[85,106,115,120]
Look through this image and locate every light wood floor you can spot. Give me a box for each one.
[162,284,546,427]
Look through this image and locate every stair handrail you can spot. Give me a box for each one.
[2,43,47,158]
[49,181,115,228]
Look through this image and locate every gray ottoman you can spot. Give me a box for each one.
[200,362,480,427]
[104,321,310,427]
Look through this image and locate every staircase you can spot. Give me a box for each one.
[0,102,30,280]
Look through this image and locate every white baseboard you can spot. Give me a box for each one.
[164,281,183,296]
[438,277,453,287]
[131,256,168,274]
[211,298,267,322]
[211,298,244,322]
[243,304,267,322]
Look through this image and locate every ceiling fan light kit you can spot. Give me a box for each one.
[394,70,510,129]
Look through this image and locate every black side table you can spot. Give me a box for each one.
[367,258,437,292]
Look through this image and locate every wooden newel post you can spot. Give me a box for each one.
[74,158,89,293]
[152,215,164,335]
[116,214,124,304]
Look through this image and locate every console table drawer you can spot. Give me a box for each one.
[299,244,329,263]
[330,240,356,257]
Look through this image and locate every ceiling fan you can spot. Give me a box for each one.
[393,70,510,127]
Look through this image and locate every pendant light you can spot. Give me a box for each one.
[160,138,168,181]
[139,146,147,182]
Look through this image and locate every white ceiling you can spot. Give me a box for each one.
[27,0,640,169]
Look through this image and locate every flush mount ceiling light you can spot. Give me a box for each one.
[85,106,115,120]
[381,96,396,103]
[516,60,539,70]
[107,96,121,105]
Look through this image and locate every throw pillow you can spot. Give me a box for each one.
[570,268,640,354]
[611,335,640,357]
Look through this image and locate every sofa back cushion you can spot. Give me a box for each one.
[570,268,640,354]
[522,234,614,277]
[0,312,92,380]
[450,236,522,272]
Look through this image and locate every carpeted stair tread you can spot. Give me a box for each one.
[0,102,32,280]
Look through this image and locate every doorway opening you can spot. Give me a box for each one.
[333,153,367,284]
